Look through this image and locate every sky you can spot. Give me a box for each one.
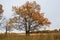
[0,0,60,32]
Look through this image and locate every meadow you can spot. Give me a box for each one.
[0,32,60,40]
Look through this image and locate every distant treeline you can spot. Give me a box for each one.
[30,29,60,33]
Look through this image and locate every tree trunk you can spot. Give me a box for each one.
[24,17,30,36]
[5,26,7,35]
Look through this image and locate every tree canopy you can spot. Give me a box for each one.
[0,4,3,13]
[8,1,51,34]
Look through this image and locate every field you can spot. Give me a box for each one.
[0,32,60,40]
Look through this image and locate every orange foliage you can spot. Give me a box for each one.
[0,4,3,13]
[12,1,51,27]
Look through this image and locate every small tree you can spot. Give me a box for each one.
[0,4,3,20]
[0,4,8,34]
[12,1,51,35]
[5,19,14,34]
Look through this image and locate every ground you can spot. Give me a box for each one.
[0,32,60,40]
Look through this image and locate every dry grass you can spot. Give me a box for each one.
[0,32,60,40]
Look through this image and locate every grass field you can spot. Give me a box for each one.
[0,32,60,40]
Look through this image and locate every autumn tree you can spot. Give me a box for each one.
[0,4,3,19]
[0,4,8,34]
[0,4,4,30]
[0,4,11,34]
[12,1,51,35]
[0,4,3,13]
[0,4,3,26]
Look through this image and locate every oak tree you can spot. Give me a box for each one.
[12,1,51,34]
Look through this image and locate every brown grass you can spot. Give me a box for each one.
[0,32,60,40]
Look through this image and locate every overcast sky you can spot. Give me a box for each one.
[0,0,60,30]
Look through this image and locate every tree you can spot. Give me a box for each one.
[12,1,51,35]
[0,4,9,34]
[0,4,3,26]
[5,19,14,34]
[0,4,3,20]
[0,4,3,13]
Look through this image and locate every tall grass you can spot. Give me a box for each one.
[0,33,60,40]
